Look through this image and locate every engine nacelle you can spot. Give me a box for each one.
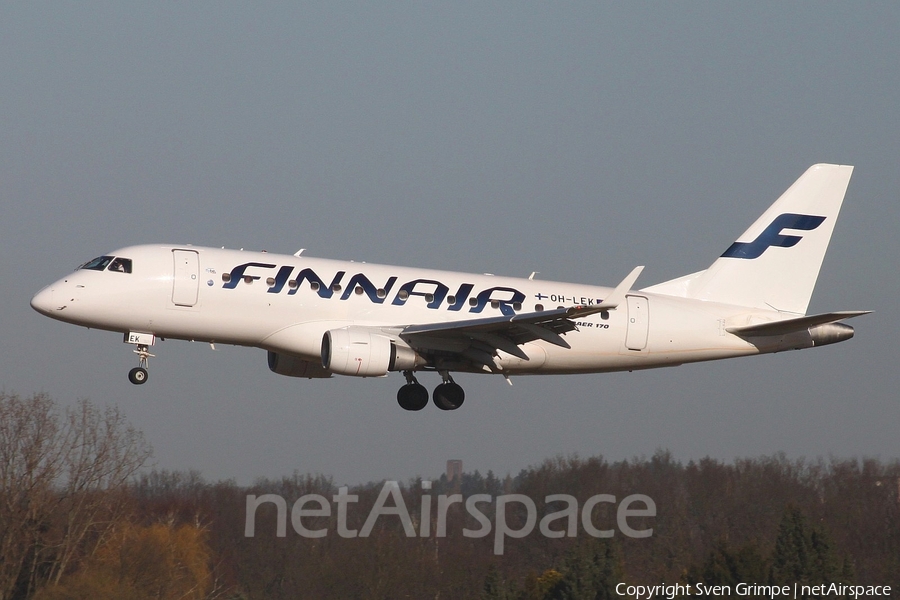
[321,327,423,377]
[267,351,333,379]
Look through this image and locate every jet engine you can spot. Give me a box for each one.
[267,351,333,378]
[321,327,423,377]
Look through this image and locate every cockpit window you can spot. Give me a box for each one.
[76,256,133,273]
[108,257,132,273]
[78,256,114,271]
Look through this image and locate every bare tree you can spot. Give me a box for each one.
[0,393,65,600]
[48,399,153,583]
[0,393,151,600]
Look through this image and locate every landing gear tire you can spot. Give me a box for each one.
[397,383,429,411]
[128,367,148,385]
[128,341,154,385]
[433,382,465,411]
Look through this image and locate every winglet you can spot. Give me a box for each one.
[563,266,644,320]
[595,266,644,310]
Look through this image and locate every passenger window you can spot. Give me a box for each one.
[77,256,114,271]
[108,258,132,273]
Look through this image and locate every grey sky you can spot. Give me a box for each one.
[2,3,897,486]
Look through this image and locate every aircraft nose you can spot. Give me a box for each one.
[30,286,56,316]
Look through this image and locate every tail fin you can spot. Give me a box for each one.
[644,164,854,315]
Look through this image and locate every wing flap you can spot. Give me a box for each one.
[467,332,531,360]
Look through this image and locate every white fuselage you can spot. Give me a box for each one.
[31,244,803,377]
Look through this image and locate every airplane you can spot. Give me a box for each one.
[31,164,869,411]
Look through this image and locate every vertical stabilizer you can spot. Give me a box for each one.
[647,164,853,315]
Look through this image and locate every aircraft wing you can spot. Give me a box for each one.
[399,267,643,370]
[400,307,582,369]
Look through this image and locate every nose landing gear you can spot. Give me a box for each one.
[127,338,155,385]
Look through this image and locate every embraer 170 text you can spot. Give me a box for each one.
[32,164,869,411]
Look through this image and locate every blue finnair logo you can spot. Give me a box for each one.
[721,213,826,259]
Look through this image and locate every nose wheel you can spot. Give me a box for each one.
[128,367,148,385]
[128,344,154,385]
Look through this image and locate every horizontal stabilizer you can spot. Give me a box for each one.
[726,310,870,337]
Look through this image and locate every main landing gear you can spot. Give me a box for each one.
[397,371,465,411]
[128,344,154,385]
[397,372,429,411]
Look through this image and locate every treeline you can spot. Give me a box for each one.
[2,392,899,599]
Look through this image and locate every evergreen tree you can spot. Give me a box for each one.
[686,539,768,587]
[547,539,622,600]
[482,564,513,600]
[769,505,850,592]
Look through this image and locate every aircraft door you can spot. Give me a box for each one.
[172,249,200,306]
[625,295,649,351]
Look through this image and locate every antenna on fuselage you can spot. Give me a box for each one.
[528,271,539,280]
[294,249,305,256]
